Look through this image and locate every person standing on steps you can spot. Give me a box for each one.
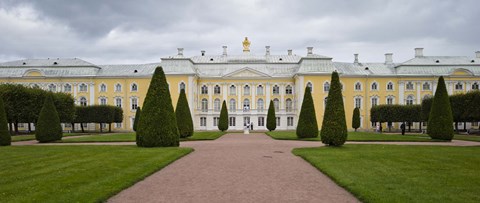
[400,122,406,135]
[250,122,253,131]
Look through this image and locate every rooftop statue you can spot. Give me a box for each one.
[242,37,250,53]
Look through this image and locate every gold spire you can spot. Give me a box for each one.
[242,37,250,53]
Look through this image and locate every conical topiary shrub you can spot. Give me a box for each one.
[296,86,318,138]
[35,94,62,143]
[428,76,454,140]
[136,67,179,147]
[320,71,347,146]
[133,106,141,132]
[266,100,276,131]
[175,89,193,138]
[352,107,360,132]
[0,97,11,146]
[218,100,228,131]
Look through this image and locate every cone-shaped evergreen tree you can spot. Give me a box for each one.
[175,89,194,138]
[428,76,454,140]
[136,67,179,147]
[133,107,141,132]
[35,94,62,143]
[320,71,347,146]
[352,107,360,132]
[218,100,228,131]
[296,87,318,138]
[0,97,11,146]
[267,100,276,131]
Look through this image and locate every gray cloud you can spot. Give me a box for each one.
[0,0,478,64]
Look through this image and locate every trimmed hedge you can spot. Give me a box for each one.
[218,100,228,131]
[352,107,360,131]
[428,76,453,140]
[73,105,122,133]
[175,89,193,138]
[266,100,276,131]
[320,71,347,146]
[35,94,63,142]
[0,97,11,146]
[371,105,422,123]
[296,86,318,138]
[133,107,141,132]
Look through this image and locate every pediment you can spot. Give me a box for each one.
[224,68,270,78]
[450,68,474,76]
[23,69,45,77]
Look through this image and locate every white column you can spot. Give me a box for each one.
[448,82,453,95]
[398,82,405,105]
[208,83,213,111]
[188,76,195,116]
[466,82,471,92]
[73,83,78,104]
[89,83,95,105]
[237,83,241,110]
[416,82,421,104]
[222,83,227,102]
[266,83,271,104]
[298,76,304,111]
[251,83,256,109]
[280,83,285,110]
[432,81,437,95]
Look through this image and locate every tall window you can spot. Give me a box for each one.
[387,96,394,105]
[201,85,208,94]
[79,83,87,92]
[371,97,378,107]
[244,85,250,95]
[80,97,87,106]
[243,99,250,112]
[273,98,279,112]
[371,82,378,90]
[355,82,362,91]
[287,117,294,126]
[387,82,394,90]
[115,84,122,92]
[213,117,220,126]
[214,99,221,112]
[273,85,280,94]
[306,82,313,92]
[115,98,122,107]
[201,99,208,112]
[200,117,206,126]
[257,99,264,112]
[286,99,293,112]
[100,97,107,105]
[455,82,463,90]
[355,97,362,108]
[131,83,138,92]
[257,85,263,95]
[48,84,56,92]
[100,84,107,92]
[276,117,281,126]
[64,84,72,92]
[229,99,236,111]
[258,117,265,126]
[472,82,479,90]
[229,117,236,126]
[285,85,293,94]
[229,85,236,95]
[422,82,430,90]
[406,82,414,90]
[324,82,330,92]
[406,95,414,105]
[214,85,221,94]
[131,97,138,110]
[179,82,186,91]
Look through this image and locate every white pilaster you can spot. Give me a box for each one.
[222,83,227,102]
[466,82,471,91]
[89,83,95,105]
[266,83,271,104]
[280,83,285,109]
[251,83,256,109]
[188,76,195,116]
[298,76,304,111]
[416,82,421,104]
[237,83,241,110]
[448,82,453,95]
[208,83,213,111]
[432,81,437,95]
[399,82,405,105]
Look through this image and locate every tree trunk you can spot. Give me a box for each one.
[8,122,13,135]
[419,122,422,132]
[109,123,112,133]
[464,122,467,131]
[408,122,411,132]
[14,121,19,134]
[455,122,458,133]
[100,123,103,133]
[28,123,32,133]
[81,123,85,133]
[71,123,75,133]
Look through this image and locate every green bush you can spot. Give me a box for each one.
[35,94,62,142]
[266,100,276,131]
[296,86,318,138]
[136,67,179,147]
[133,107,141,132]
[352,107,360,131]
[175,89,193,138]
[218,100,228,131]
[320,71,347,146]
[428,76,453,140]
[0,97,11,146]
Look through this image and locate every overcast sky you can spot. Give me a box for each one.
[0,0,478,64]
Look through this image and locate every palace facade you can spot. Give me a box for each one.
[1,42,479,132]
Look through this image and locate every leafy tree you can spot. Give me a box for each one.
[133,107,141,132]
[428,76,453,140]
[266,100,276,131]
[175,89,193,137]
[352,107,360,132]
[320,71,347,146]
[35,94,62,142]
[112,106,123,133]
[0,97,11,146]
[136,67,179,147]
[218,100,228,131]
[296,86,318,138]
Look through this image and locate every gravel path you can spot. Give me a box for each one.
[108,133,359,203]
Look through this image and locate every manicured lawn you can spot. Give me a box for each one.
[60,131,226,143]
[0,146,192,202]
[11,133,90,142]
[266,131,438,142]
[293,145,480,203]
[453,134,480,142]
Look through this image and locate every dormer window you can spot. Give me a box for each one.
[435,60,440,63]
[53,62,58,65]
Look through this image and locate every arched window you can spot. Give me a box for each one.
[243,99,250,112]
[131,97,138,110]
[324,82,330,92]
[306,82,313,92]
[201,85,208,94]
[179,82,186,91]
[354,97,362,108]
[131,83,138,92]
[201,99,208,112]
[79,83,88,92]
[229,99,236,111]
[64,84,72,92]
[244,85,250,95]
[214,99,221,112]
[371,97,378,107]
[229,85,236,95]
[80,97,87,106]
[386,96,394,105]
[371,82,378,90]
[387,82,394,90]
[406,82,414,90]
[422,82,430,90]
[273,85,280,94]
[214,85,221,94]
[100,84,107,92]
[285,85,293,94]
[100,97,107,105]
[257,85,264,95]
[115,83,122,92]
[455,82,463,90]
[286,99,293,112]
[273,98,279,112]
[355,82,362,91]
[472,82,479,90]
[406,95,414,105]
[115,97,122,107]
[257,99,264,111]
[48,84,56,92]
